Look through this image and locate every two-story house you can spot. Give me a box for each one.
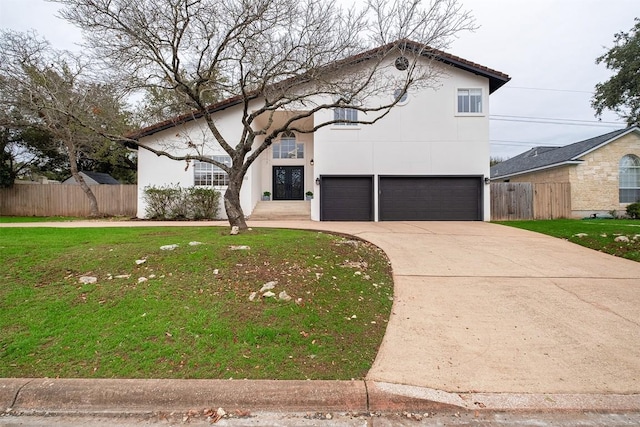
[132,42,510,221]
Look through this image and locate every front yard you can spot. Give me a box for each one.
[0,227,393,379]
[496,219,640,262]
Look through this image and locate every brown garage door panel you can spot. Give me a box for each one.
[379,177,482,221]
[321,176,373,221]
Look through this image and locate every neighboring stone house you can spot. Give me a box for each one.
[63,171,120,185]
[133,41,510,221]
[490,126,640,218]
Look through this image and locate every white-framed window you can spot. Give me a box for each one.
[457,88,483,114]
[333,107,358,125]
[194,155,231,186]
[619,154,640,203]
[272,131,304,159]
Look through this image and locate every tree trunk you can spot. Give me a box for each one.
[224,175,247,229]
[67,143,100,217]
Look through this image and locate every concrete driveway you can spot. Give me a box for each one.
[4,220,640,396]
[308,222,640,394]
[259,220,640,395]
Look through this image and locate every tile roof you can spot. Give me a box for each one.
[490,126,640,179]
[129,39,510,140]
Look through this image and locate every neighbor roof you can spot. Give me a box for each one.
[81,171,120,184]
[491,126,640,179]
[129,40,510,140]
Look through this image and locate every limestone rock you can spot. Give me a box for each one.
[279,291,292,301]
[259,281,277,292]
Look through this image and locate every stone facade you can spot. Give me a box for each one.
[571,132,640,216]
[508,132,640,217]
[508,166,571,184]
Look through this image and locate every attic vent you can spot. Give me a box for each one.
[395,56,409,71]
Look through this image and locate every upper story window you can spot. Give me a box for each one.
[619,154,640,203]
[457,88,483,114]
[333,107,358,125]
[273,131,304,159]
[194,155,231,186]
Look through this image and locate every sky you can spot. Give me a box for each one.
[0,0,637,159]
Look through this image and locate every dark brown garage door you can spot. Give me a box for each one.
[379,176,482,221]
[320,176,373,221]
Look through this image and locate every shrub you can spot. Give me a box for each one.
[187,187,221,219]
[626,202,640,219]
[143,185,221,220]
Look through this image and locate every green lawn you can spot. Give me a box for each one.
[0,216,82,223]
[495,219,640,262]
[0,227,393,380]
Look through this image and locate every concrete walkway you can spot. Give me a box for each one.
[2,219,640,414]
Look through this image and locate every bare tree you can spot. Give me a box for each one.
[54,0,475,229]
[0,30,132,216]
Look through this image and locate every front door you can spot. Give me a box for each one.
[273,166,304,200]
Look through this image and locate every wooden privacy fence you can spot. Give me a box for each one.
[0,185,137,217]
[491,182,571,220]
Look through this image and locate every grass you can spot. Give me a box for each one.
[0,227,393,380]
[495,218,640,262]
[0,216,83,223]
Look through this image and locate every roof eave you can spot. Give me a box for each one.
[570,126,640,161]
[491,160,582,180]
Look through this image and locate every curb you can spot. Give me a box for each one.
[3,379,640,417]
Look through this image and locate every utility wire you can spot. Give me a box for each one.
[490,114,622,125]
[490,117,623,127]
[501,86,594,94]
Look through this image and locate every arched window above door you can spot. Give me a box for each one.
[273,131,304,159]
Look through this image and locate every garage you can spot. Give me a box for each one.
[320,176,373,221]
[379,176,483,221]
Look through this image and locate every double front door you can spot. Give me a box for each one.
[273,166,304,200]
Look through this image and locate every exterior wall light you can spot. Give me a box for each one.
[484,177,491,184]
[315,177,320,186]
[310,159,314,166]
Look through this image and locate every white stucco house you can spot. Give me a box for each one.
[132,42,510,221]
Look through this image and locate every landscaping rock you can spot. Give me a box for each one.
[230,226,239,235]
[249,292,257,301]
[138,277,148,283]
[189,241,203,246]
[229,245,250,251]
[336,240,359,246]
[135,259,146,265]
[279,291,292,301]
[160,244,179,250]
[259,281,277,292]
[262,291,275,298]
[573,233,588,238]
[79,276,97,284]
[114,274,131,279]
[615,236,630,242]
